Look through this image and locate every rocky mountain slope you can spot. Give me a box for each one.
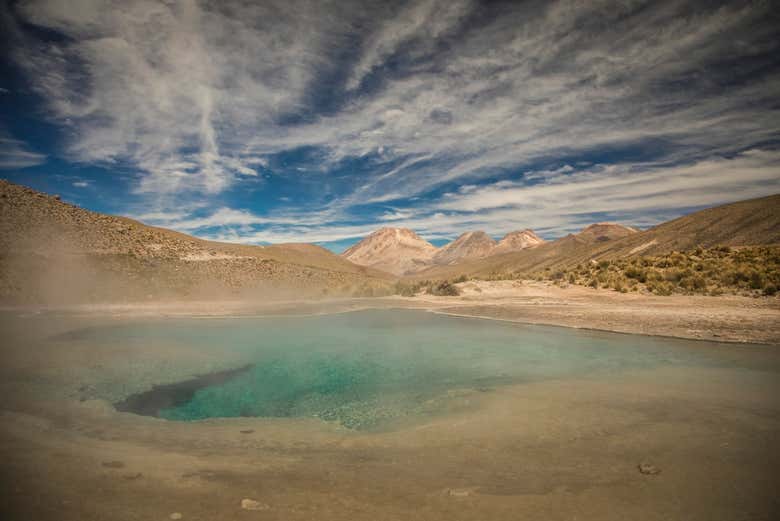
[492,229,545,254]
[432,231,497,265]
[0,180,391,304]
[412,194,780,280]
[342,227,437,276]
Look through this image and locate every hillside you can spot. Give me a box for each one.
[412,194,780,280]
[0,180,391,304]
[432,231,496,265]
[575,223,638,244]
[492,229,545,254]
[541,245,779,297]
[342,227,437,276]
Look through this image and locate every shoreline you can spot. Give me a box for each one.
[2,280,778,345]
[426,308,776,347]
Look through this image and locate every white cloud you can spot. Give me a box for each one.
[5,0,780,241]
[157,150,780,247]
[0,133,46,169]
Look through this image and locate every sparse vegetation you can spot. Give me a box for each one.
[525,246,780,297]
[391,278,463,297]
[428,280,461,296]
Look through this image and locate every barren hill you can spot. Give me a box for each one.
[413,194,780,280]
[492,229,545,254]
[433,231,497,265]
[575,223,638,243]
[0,180,391,304]
[342,227,436,276]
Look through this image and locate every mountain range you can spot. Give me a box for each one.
[411,193,780,281]
[341,224,639,275]
[1,179,778,303]
[342,228,546,275]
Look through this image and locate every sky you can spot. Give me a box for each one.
[1,0,779,252]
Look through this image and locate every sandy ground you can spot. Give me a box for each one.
[420,280,780,345]
[1,285,779,520]
[13,280,777,345]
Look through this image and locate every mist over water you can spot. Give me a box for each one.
[93,310,753,430]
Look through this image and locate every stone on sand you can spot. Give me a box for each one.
[638,463,661,475]
[241,498,270,510]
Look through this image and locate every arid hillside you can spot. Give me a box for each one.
[0,180,391,304]
[432,231,497,265]
[412,194,780,280]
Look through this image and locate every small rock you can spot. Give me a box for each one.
[170,513,183,520]
[446,487,475,497]
[101,460,125,468]
[240,429,254,434]
[241,498,270,511]
[638,463,661,475]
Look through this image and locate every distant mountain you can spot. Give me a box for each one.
[0,180,391,304]
[343,227,548,275]
[411,194,780,280]
[433,231,497,265]
[575,223,638,243]
[492,229,545,254]
[342,227,437,276]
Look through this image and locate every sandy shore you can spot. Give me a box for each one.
[416,280,780,345]
[10,280,777,345]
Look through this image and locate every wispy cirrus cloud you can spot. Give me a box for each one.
[2,0,779,247]
[0,132,46,169]
[146,149,780,247]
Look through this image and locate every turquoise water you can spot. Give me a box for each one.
[93,310,765,429]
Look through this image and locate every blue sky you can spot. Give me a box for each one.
[1,0,779,253]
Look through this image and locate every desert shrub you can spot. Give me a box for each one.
[429,281,460,296]
[764,283,777,296]
[749,271,764,290]
[624,266,642,279]
[393,281,417,297]
[352,285,375,297]
[568,272,576,284]
[588,278,598,289]
[646,280,671,295]
[452,274,469,283]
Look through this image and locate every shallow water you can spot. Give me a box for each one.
[80,309,773,430]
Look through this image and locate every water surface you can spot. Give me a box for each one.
[87,310,771,429]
